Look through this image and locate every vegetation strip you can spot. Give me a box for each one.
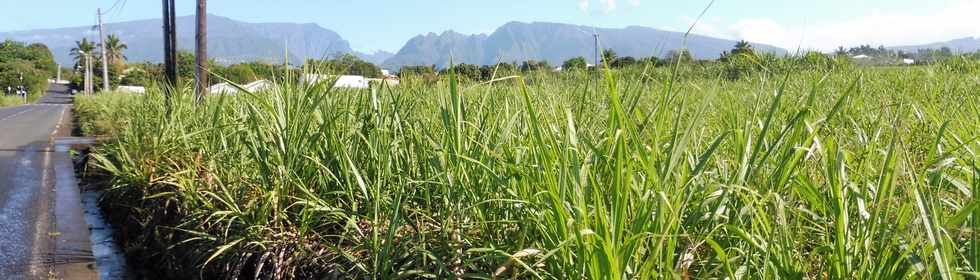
[75,50,979,279]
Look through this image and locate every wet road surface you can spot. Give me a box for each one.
[0,85,98,279]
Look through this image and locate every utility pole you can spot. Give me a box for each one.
[168,0,177,83]
[594,34,599,67]
[194,0,208,102]
[162,0,177,86]
[161,0,170,85]
[82,54,90,94]
[87,54,93,94]
[81,58,85,94]
[56,64,61,83]
[19,73,25,104]
[82,54,87,94]
[98,8,110,92]
[593,33,599,91]
[160,0,176,113]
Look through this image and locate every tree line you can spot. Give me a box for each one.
[0,40,57,101]
[74,36,386,89]
[63,34,980,90]
[69,35,128,91]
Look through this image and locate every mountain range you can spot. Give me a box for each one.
[890,37,980,53]
[382,21,789,69]
[2,14,976,70]
[0,14,353,66]
[354,50,395,65]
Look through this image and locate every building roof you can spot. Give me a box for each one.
[244,80,273,92]
[117,85,145,94]
[333,75,370,89]
[300,74,379,89]
[209,79,273,95]
[300,74,329,85]
[209,82,238,94]
[366,78,400,86]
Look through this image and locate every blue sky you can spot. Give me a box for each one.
[1,0,977,52]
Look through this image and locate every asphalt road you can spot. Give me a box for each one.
[0,84,97,279]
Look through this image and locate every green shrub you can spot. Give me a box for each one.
[722,53,759,80]
[0,59,48,101]
[80,61,979,279]
[0,95,24,107]
[0,40,55,101]
[936,55,980,73]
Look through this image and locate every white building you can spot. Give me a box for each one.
[299,74,330,85]
[300,74,401,89]
[209,82,239,95]
[902,58,915,65]
[243,80,273,92]
[852,54,870,59]
[301,74,373,89]
[117,85,145,94]
[333,75,370,89]
[367,78,400,87]
[209,80,273,95]
[381,69,399,80]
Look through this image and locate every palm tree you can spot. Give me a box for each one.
[732,40,754,56]
[104,34,128,66]
[601,48,618,64]
[70,38,95,69]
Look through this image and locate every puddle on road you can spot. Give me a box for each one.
[80,189,128,279]
[0,146,48,279]
[53,137,130,279]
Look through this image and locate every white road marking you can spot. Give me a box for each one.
[29,142,53,277]
[50,106,67,139]
[0,107,37,122]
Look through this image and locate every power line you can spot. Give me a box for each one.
[109,0,129,21]
[98,8,110,91]
[90,13,99,41]
[101,0,127,16]
[100,0,128,22]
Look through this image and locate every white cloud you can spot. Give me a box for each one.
[601,0,617,13]
[578,0,590,12]
[729,18,791,47]
[679,16,732,40]
[722,0,980,51]
[579,0,637,14]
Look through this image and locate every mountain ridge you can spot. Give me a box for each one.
[0,14,353,66]
[9,14,972,71]
[383,21,788,69]
[890,37,980,53]
[353,50,395,65]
